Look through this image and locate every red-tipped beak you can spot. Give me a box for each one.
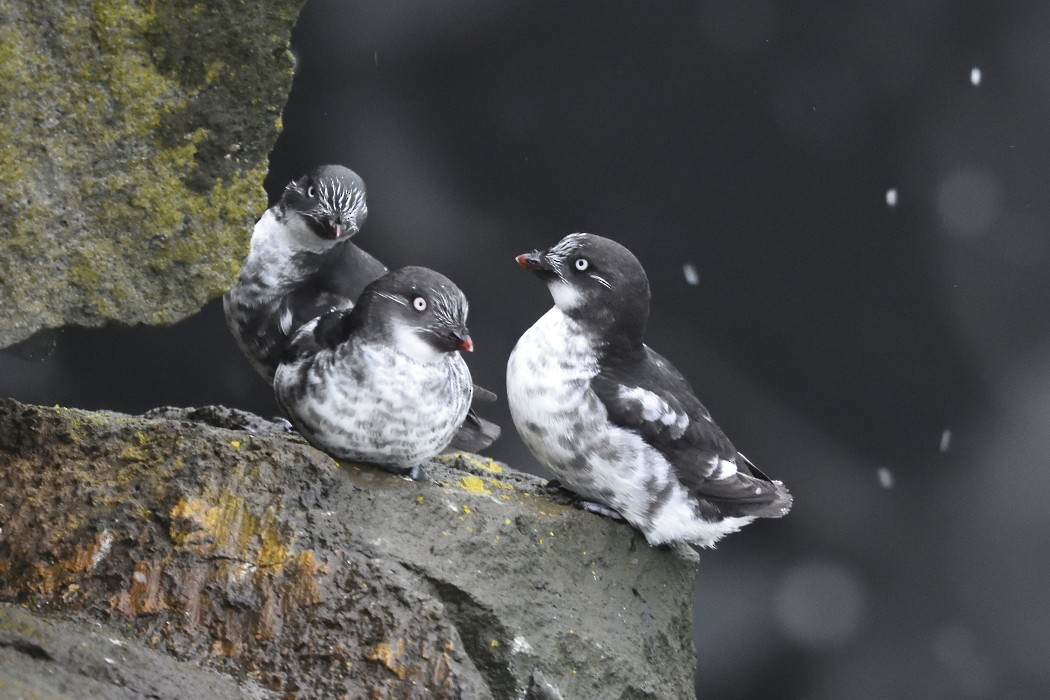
[516,250,545,269]
[458,336,473,352]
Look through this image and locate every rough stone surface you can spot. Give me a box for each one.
[0,0,301,348]
[0,603,274,699]
[0,400,699,699]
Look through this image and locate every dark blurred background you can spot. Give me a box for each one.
[4,1,1050,697]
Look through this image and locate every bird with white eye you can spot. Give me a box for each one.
[274,266,476,480]
[507,233,792,548]
[224,164,386,380]
[223,164,500,452]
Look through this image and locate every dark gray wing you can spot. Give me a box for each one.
[591,347,791,518]
[283,242,388,342]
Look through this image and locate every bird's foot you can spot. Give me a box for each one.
[271,416,295,433]
[391,464,432,482]
[544,480,625,521]
[578,500,626,521]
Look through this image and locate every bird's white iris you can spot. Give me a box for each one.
[412,296,428,311]
[575,258,589,271]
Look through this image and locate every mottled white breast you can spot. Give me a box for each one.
[276,340,472,468]
[506,307,753,547]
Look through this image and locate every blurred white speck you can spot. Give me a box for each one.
[682,263,700,286]
[936,168,1001,238]
[109,638,125,647]
[939,429,952,453]
[970,67,982,86]
[933,624,997,697]
[511,635,533,654]
[132,571,148,584]
[877,467,894,489]
[885,188,898,207]
[91,531,114,569]
[774,561,866,648]
[104,657,116,665]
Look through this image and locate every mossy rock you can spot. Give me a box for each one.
[0,400,700,698]
[0,0,302,348]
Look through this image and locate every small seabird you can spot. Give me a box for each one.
[223,165,499,451]
[223,164,386,380]
[275,266,477,479]
[506,233,791,547]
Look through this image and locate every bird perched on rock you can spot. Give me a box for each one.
[224,164,386,381]
[275,266,476,479]
[223,165,499,451]
[506,233,791,547]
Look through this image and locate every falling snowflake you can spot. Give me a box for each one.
[885,188,898,207]
[877,467,894,489]
[940,429,952,453]
[970,67,982,86]
[682,263,700,286]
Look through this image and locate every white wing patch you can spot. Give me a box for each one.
[278,306,294,336]
[709,457,738,480]
[617,386,689,435]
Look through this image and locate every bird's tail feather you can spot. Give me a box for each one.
[448,410,501,452]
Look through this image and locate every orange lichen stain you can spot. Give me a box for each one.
[367,639,409,678]
[60,583,81,603]
[29,530,114,595]
[284,550,324,607]
[210,639,240,657]
[112,559,168,615]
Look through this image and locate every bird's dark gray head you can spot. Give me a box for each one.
[517,233,651,348]
[279,164,368,241]
[354,266,473,362]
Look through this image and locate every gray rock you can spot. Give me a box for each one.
[0,0,301,349]
[0,399,699,699]
[0,603,275,699]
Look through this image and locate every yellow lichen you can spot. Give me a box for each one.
[0,0,290,345]
[367,639,410,678]
[458,475,490,495]
[169,492,291,573]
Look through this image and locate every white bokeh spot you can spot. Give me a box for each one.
[936,168,1002,238]
[774,561,866,648]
